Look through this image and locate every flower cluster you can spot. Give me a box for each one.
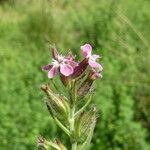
[42,44,103,80]
[39,44,103,150]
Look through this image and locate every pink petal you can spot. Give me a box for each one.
[91,54,100,61]
[42,64,52,71]
[98,64,103,72]
[89,60,103,71]
[60,64,73,76]
[65,51,76,61]
[89,69,102,79]
[94,72,102,78]
[81,44,92,58]
[48,67,58,78]
[66,60,78,68]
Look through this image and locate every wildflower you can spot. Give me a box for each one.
[81,44,103,71]
[60,52,78,85]
[65,51,78,67]
[40,44,103,150]
[42,54,77,79]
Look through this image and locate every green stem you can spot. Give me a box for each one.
[70,106,77,150]
[72,142,77,150]
[54,117,70,136]
[70,106,75,132]
[69,81,78,150]
[70,81,77,150]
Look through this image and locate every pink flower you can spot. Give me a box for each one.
[81,44,103,71]
[65,52,78,68]
[42,54,77,78]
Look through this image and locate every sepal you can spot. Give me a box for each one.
[78,78,93,99]
[41,85,70,118]
[37,136,61,150]
[51,44,59,60]
[75,107,97,144]
[71,58,88,79]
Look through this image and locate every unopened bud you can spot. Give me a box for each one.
[78,69,102,99]
[37,136,62,150]
[76,109,97,142]
[78,78,93,99]
[37,136,48,149]
[75,112,85,138]
[41,85,70,117]
[56,139,67,150]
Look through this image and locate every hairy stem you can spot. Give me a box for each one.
[70,106,77,150]
[70,81,77,150]
[72,142,77,150]
[54,117,70,136]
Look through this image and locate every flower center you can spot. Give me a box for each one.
[52,55,66,67]
[57,55,65,63]
[52,59,59,67]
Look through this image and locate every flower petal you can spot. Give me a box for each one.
[66,60,78,68]
[89,60,103,71]
[60,64,73,76]
[42,64,52,71]
[48,67,58,78]
[94,72,102,78]
[91,54,100,61]
[51,45,59,60]
[81,44,92,58]
[89,69,102,80]
[97,64,103,72]
[65,51,76,61]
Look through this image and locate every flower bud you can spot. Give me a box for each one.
[41,85,70,118]
[37,136,51,150]
[78,78,93,99]
[37,136,47,149]
[75,112,85,138]
[37,136,63,150]
[77,69,102,99]
[75,108,97,142]
[56,139,67,150]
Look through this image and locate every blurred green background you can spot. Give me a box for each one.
[0,0,149,149]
